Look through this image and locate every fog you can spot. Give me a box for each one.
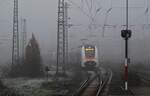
[0,0,150,65]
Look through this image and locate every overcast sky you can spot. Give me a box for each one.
[0,0,150,65]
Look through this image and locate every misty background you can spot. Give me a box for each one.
[0,0,150,66]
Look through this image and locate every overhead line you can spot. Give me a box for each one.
[90,0,93,13]
[67,0,91,19]
[85,0,92,15]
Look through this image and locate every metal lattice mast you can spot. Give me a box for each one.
[56,0,65,74]
[22,19,27,60]
[12,0,19,67]
[64,2,68,66]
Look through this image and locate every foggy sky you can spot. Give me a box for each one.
[0,0,150,65]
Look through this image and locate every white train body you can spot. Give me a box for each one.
[81,45,99,69]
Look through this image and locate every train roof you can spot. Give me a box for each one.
[82,44,96,48]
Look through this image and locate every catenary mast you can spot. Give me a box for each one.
[56,0,66,75]
[12,0,19,68]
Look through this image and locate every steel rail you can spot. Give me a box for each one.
[72,79,89,96]
[72,72,100,96]
[96,70,112,96]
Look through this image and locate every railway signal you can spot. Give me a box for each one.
[121,29,132,91]
[121,0,132,91]
[121,30,132,39]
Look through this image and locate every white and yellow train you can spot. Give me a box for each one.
[81,45,99,69]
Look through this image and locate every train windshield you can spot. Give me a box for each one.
[84,45,95,58]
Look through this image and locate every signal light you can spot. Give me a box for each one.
[121,30,132,39]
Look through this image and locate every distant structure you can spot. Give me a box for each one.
[24,33,43,77]
[56,0,66,75]
[21,19,27,60]
[12,0,19,68]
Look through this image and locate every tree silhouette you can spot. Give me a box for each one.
[23,33,43,77]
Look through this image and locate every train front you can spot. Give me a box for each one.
[81,45,99,69]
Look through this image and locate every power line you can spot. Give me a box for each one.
[102,8,112,37]
[67,0,91,19]
[80,0,84,9]
[68,0,149,36]
[67,0,103,32]
[81,0,103,32]
[85,0,92,15]
[90,0,93,12]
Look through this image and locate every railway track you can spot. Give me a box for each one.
[108,71,135,96]
[73,69,112,96]
[96,69,112,96]
[137,72,150,86]
[73,69,137,96]
[138,72,150,81]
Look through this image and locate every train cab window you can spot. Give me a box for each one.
[84,46,95,58]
